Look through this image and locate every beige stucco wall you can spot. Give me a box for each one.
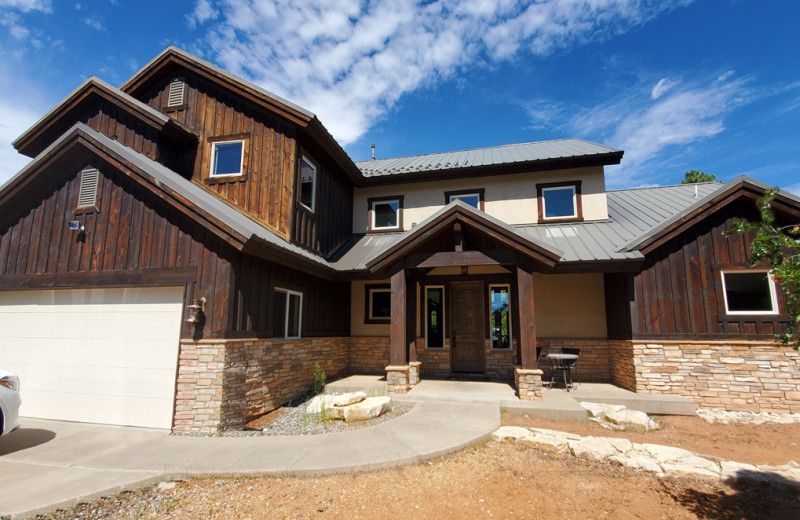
[533,273,607,338]
[351,279,391,336]
[353,166,608,233]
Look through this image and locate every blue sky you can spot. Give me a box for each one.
[1,0,798,193]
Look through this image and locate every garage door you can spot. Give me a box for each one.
[0,286,184,429]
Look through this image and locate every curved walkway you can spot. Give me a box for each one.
[0,401,498,519]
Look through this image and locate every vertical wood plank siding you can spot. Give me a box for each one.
[0,162,235,339]
[140,74,299,241]
[620,201,790,339]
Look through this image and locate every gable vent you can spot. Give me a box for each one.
[167,77,186,107]
[77,168,100,208]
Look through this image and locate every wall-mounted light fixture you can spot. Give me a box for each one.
[186,297,206,324]
[68,220,85,232]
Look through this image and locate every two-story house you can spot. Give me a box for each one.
[1,47,798,432]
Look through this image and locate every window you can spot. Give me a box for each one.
[298,156,316,212]
[445,188,485,210]
[365,284,391,323]
[273,288,302,339]
[489,285,511,349]
[425,286,445,349]
[210,140,244,177]
[368,196,403,231]
[537,181,582,221]
[721,270,778,315]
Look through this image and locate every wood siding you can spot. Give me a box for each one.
[140,73,299,241]
[624,200,790,339]
[604,272,633,339]
[0,159,234,339]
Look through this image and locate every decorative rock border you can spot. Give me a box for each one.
[697,408,800,425]
[492,426,800,491]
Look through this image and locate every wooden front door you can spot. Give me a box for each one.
[451,281,485,373]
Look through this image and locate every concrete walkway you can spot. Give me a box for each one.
[0,400,498,519]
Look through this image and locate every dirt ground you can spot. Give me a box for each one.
[501,412,800,466]
[38,440,800,520]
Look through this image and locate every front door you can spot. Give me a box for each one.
[451,281,485,373]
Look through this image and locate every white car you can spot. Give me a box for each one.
[0,369,21,436]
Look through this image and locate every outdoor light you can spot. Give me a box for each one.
[186,297,206,324]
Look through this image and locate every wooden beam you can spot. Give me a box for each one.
[406,273,418,363]
[516,265,537,369]
[412,249,518,269]
[390,262,408,366]
[454,222,464,252]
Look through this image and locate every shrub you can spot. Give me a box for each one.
[311,362,326,395]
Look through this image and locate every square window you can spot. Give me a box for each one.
[722,271,778,314]
[299,156,316,211]
[489,285,511,349]
[541,186,576,219]
[273,288,303,338]
[372,200,400,230]
[367,287,392,321]
[210,140,244,177]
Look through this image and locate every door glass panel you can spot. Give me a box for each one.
[490,286,510,349]
[426,287,444,349]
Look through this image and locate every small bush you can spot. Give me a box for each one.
[311,362,326,395]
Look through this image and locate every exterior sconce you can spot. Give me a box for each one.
[186,297,206,324]
[461,266,468,276]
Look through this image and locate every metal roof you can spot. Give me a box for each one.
[355,139,622,178]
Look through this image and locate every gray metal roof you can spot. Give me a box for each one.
[355,139,622,178]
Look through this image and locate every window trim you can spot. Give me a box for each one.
[489,283,512,351]
[444,188,485,211]
[536,180,583,222]
[424,285,446,350]
[207,135,249,182]
[368,196,404,232]
[364,284,391,324]
[274,287,303,339]
[720,269,779,316]
[298,155,317,213]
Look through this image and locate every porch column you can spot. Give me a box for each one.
[390,263,407,366]
[517,265,537,369]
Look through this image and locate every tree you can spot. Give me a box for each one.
[681,170,717,184]
[727,189,800,350]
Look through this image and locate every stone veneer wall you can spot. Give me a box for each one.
[537,339,612,383]
[616,340,800,413]
[486,339,515,380]
[609,339,636,390]
[415,337,451,377]
[175,337,349,432]
[348,336,390,375]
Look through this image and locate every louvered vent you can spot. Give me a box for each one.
[167,77,186,107]
[78,168,99,208]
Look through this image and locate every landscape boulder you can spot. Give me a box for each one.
[343,396,392,423]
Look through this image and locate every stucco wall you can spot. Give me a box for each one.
[533,273,607,338]
[353,166,608,233]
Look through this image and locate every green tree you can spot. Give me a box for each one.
[681,170,718,184]
[728,189,800,350]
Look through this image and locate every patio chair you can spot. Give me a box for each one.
[561,347,581,387]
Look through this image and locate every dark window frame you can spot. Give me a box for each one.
[444,188,485,211]
[367,195,404,232]
[536,180,583,222]
[297,155,317,213]
[364,283,391,324]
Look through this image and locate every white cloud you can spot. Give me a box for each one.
[650,77,677,99]
[192,0,693,146]
[0,0,51,12]
[784,182,800,197]
[83,17,105,31]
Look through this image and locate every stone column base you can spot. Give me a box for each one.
[408,361,421,386]
[515,367,543,400]
[386,365,410,394]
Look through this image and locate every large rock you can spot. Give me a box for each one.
[491,426,533,442]
[605,409,661,431]
[755,461,800,491]
[580,402,626,418]
[569,436,633,461]
[609,455,662,474]
[520,435,570,454]
[331,392,367,407]
[343,396,391,423]
[635,443,695,463]
[720,460,769,486]
[661,456,720,479]
[305,394,336,415]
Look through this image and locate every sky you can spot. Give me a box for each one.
[0,0,798,193]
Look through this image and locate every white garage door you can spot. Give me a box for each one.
[0,286,184,429]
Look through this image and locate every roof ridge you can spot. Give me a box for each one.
[607,181,721,193]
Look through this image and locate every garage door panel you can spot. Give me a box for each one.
[0,287,183,429]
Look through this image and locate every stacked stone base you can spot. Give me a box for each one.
[386,362,421,394]
[515,367,543,400]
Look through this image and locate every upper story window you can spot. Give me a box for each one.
[368,196,403,231]
[721,270,779,315]
[445,188,485,211]
[299,156,317,212]
[537,181,583,222]
[210,140,245,178]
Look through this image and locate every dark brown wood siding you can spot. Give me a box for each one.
[0,159,234,340]
[139,72,300,241]
[604,272,633,339]
[292,144,353,256]
[627,200,790,339]
[229,253,350,337]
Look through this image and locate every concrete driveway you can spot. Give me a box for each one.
[0,401,499,518]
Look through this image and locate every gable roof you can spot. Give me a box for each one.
[120,46,364,185]
[622,176,800,255]
[356,139,623,184]
[12,76,196,158]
